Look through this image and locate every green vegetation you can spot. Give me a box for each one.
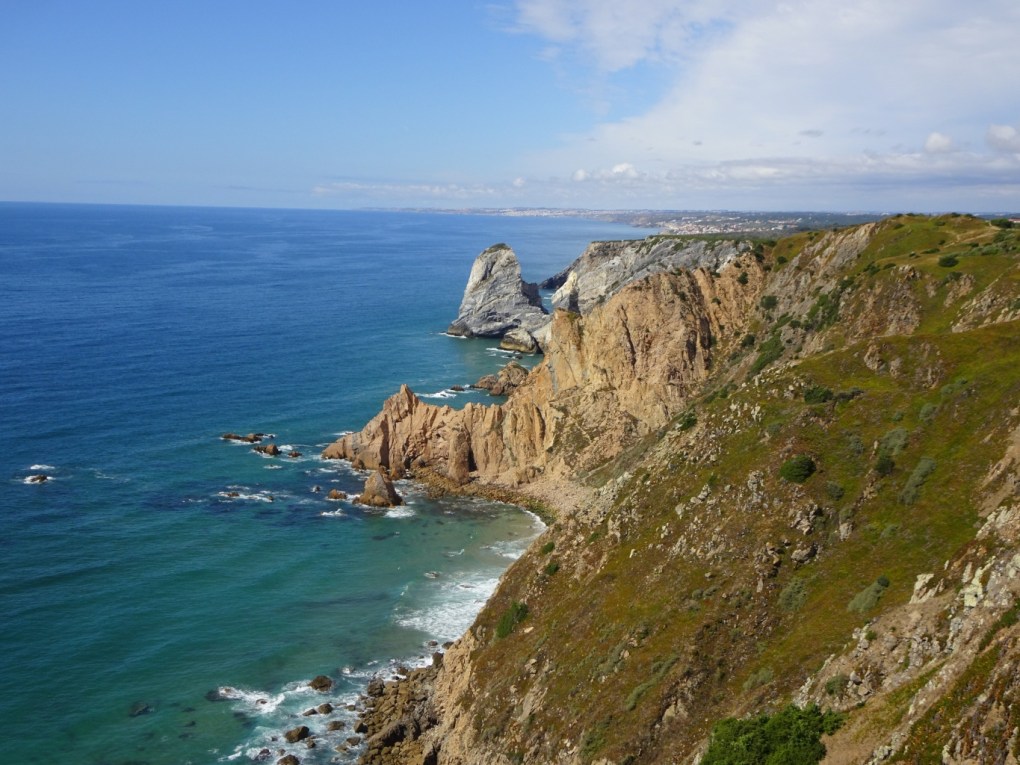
[779,455,817,483]
[848,576,890,613]
[495,601,529,639]
[702,704,844,765]
[803,385,833,404]
[937,254,959,267]
[749,331,784,376]
[540,541,555,555]
[760,294,779,310]
[898,457,936,505]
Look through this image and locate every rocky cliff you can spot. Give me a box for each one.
[446,244,547,338]
[545,236,746,314]
[328,214,1020,765]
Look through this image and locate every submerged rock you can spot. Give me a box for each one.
[446,244,548,338]
[27,474,49,483]
[357,471,403,507]
[221,432,263,443]
[128,701,153,717]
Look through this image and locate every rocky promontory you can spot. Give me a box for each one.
[328,215,1020,765]
[446,244,547,338]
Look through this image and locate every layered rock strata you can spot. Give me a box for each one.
[324,258,764,488]
[446,244,547,338]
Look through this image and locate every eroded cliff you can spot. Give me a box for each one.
[333,215,1020,765]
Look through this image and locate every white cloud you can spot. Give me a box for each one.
[509,0,1020,208]
[987,123,1020,152]
[924,132,954,154]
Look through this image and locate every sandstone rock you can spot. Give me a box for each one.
[317,703,333,714]
[327,720,347,731]
[302,707,318,716]
[254,443,281,456]
[472,361,529,397]
[446,244,548,337]
[288,450,302,458]
[326,488,347,501]
[500,327,540,354]
[308,675,333,692]
[283,725,309,743]
[277,755,300,765]
[366,677,386,697]
[357,471,403,507]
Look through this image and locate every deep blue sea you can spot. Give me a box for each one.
[0,203,654,765]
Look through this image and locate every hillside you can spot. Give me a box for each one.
[328,215,1020,765]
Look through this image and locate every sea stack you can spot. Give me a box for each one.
[446,244,548,338]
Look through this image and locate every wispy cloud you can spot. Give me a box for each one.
[506,0,1020,209]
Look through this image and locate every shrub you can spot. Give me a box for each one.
[779,577,808,611]
[825,674,849,697]
[803,385,834,404]
[919,403,938,422]
[742,666,775,692]
[702,704,844,765]
[737,271,749,285]
[740,333,757,348]
[825,482,845,501]
[879,427,909,456]
[544,561,560,576]
[848,577,890,613]
[991,218,1014,229]
[780,455,816,483]
[776,255,788,264]
[760,295,779,310]
[875,455,895,476]
[540,541,555,555]
[899,457,936,505]
[495,601,529,639]
[678,410,698,431]
[749,332,784,376]
[937,254,959,267]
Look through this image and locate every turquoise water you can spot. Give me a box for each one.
[0,204,654,765]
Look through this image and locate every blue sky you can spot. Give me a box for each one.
[2,1,1019,212]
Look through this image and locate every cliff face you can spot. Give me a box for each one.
[324,254,765,488]
[340,215,1020,765]
[547,236,745,315]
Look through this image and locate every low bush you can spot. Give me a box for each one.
[780,455,817,483]
[702,704,844,765]
[848,576,890,613]
[495,601,529,639]
[803,385,834,404]
[899,457,936,505]
[937,254,959,267]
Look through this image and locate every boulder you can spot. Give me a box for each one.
[327,720,347,731]
[499,327,540,354]
[288,451,302,458]
[309,675,333,692]
[472,361,529,397]
[446,244,548,337]
[317,703,334,715]
[277,755,300,765]
[326,489,347,501]
[254,443,281,456]
[284,725,310,743]
[357,471,403,508]
[28,474,49,483]
[221,432,263,443]
[366,677,386,697]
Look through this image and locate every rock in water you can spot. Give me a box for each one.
[284,725,310,743]
[500,327,540,354]
[446,244,548,337]
[254,443,281,456]
[472,361,529,397]
[308,675,333,692]
[357,470,403,507]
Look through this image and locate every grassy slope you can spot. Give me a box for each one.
[455,216,1020,764]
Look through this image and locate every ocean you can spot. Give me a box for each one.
[0,203,654,765]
